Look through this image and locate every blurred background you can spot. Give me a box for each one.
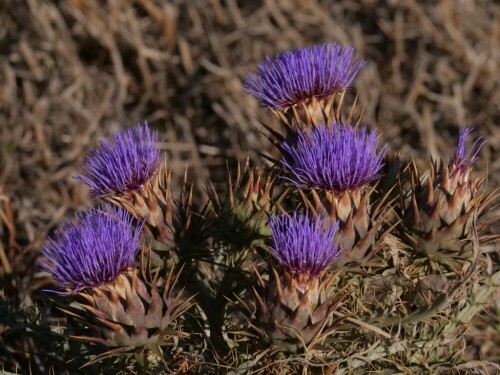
[0,0,499,370]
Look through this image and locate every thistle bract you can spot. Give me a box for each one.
[42,205,143,293]
[281,123,387,193]
[75,123,161,198]
[244,43,365,110]
[269,212,341,275]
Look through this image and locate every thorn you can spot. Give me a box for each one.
[355,103,366,127]
[442,166,450,192]
[336,90,345,120]
[207,179,220,206]
[253,287,270,320]
[273,268,286,306]
[347,93,358,124]
[426,174,434,205]
[302,102,312,127]
[410,188,422,228]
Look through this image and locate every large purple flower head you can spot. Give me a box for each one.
[75,123,162,198]
[41,206,143,293]
[281,122,387,192]
[451,128,484,175]
[268,212,341,276]
[244,43,365,110]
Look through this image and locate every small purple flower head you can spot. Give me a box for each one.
[268,212,341,276]
[244,43,365,110]
[41,206,143,293]
[75,123,162,198]
[281,122,387,192]
[451,128,484,174]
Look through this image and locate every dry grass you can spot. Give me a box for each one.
[0,0,499,371]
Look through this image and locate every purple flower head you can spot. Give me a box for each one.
[268,212,341,276]
[451,128,484,174]
[75,123,162,198]
[244,43,365,110]
[41,206,143,293]
[281,122,387,192]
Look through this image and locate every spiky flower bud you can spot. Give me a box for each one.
[249,212,344,352]
[244,43,364,123]
[208,162,280,250]
[42,205,142,293]
[281,122,389,264]
[75,123,161,199]
[406,128,489,267]
[42,206,190,358]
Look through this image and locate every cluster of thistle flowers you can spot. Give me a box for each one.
[40,126,195,364]
[41,42,494,368]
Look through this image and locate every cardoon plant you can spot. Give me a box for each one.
[268,212,341,275]
[75,123,161,199]
[244,43,365,124]
[31,41,499,373]
[280,122,389,264]
[42,206,191,361]
[281,123,386,193]
[42,205,141,293]
[247,212,345,352]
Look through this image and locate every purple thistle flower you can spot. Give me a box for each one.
[269,212,341,275]
[244,43,365,110]
[451,128,484,174]
[75,123,162,198]
[41,206,143,293]
[281,122,387,192]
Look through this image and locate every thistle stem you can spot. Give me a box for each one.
[177,261,229,354]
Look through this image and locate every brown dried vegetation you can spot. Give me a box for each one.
[0,0,499,372]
